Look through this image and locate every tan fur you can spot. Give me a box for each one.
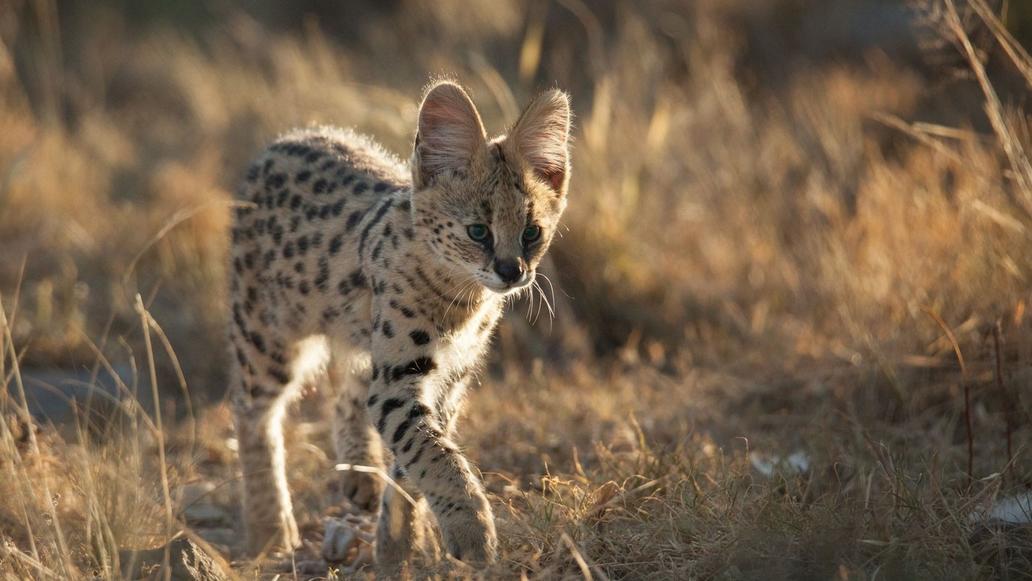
[228,81,570,569]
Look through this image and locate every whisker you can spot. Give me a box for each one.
[526,280,535,321]
[531,274,556,330]
[534,281,546,325]
[531,281,548,326]
[443,280,475,322]
[536,273,558,319]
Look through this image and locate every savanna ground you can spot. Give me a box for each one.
[3,0,1032,579]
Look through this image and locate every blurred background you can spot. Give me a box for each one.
[3,0,1032,577]
[4,0,1032,399]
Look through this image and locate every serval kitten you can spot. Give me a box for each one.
[228,80,571,569]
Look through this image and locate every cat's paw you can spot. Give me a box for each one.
[440,502,497,565]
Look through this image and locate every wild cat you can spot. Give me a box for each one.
[227,80,571,568]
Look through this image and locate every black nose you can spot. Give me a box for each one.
[493,258,524,284]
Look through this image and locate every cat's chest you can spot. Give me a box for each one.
[431,303,501,371]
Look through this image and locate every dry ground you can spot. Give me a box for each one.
[2,0,1032,579]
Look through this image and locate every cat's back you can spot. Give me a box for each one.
[232,125,410,257]
[238,125,409,213]
[230,126,410,336]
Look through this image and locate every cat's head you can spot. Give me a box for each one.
[409,80,571,294]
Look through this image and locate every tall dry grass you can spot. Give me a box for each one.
[2,0,1032,578]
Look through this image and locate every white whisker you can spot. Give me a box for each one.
[532,273,556,329]
[536,272,558,318]
[443,279,476,322]
[527,283,536,324]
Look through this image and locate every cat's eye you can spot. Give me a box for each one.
[522,225,542,243]
[467,224,491,242]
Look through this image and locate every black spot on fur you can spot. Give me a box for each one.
[249,331,266,353]
[409,444,426,467]
[391,419,411,445]
[382,321,394,338]
[346,210,363,231]
[350,270,367,288]
[391,357,435,381]
[359,198,394,257]
[376,398,405,433]
[268,366,290,384]
[409,330,431,346]
[315,257,330,292]
[266,173,286,189]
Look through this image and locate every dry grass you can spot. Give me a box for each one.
[2,0,1032,579]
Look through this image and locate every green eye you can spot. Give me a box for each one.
[522,225,542,243]
[467,224,490,242]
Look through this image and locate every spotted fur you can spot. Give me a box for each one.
[229,81,571,568]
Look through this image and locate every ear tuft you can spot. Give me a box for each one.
[413,81,486,186]
[508,89,571,194]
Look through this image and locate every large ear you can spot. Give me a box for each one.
[413,81,487,187]
[507,89,571,194]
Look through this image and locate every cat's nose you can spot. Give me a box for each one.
[493,258,525,284]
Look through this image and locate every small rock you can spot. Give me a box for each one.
[749,450,811,477]
[322,514,376,569]
[970,492,1032,525]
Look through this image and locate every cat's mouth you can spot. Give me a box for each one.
[480,273,533,294]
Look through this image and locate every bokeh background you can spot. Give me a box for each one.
[3,0,1032,579]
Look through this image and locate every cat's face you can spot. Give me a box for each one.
[410,82,570,294]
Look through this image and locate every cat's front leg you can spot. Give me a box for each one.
[365,315,497,566]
